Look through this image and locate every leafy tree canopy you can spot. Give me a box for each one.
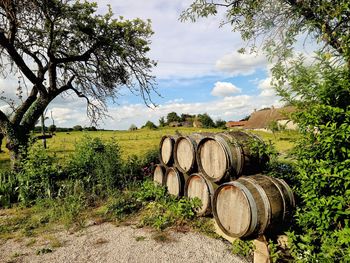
[181,0,350,65]
[0,0,156,161]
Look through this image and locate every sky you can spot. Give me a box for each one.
[0,0,315,130]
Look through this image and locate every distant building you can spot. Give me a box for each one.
[169,121,182,127]
[244,106,297,131]
[225,121,248,128]
[193,120,203,128]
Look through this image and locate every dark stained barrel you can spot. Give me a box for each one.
[196,131,267,183]
[165,167,188,197]
[184,173,218,216]
[153,164,166,186]
[159,135,178,167]
[213,175,295,238]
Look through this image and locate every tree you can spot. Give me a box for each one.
[197,113,215,128]
[215,119,226,129]
[0,132,3,152]
[73,125,83,131]
[182,1,350,66]
[48,125,56,134]
[142,121,157,130]
[128,124,137,131]
[0,1,155,164]
[166,112,181,124]
[182,1,350,260]
[158,117,166,127]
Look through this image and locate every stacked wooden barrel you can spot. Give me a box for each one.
[153,131,295,238]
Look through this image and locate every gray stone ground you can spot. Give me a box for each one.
[0,223,248,263]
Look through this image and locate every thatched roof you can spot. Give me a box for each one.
[244,106,295,129]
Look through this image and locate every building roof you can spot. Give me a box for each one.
[244,106,295,129]
[226,121,248,127]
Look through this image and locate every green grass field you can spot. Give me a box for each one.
[0,127,299,171]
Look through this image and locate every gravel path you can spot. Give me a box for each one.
[0,223,247,263]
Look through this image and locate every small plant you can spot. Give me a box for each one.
[231,239,255,258]
[36,247,53,255]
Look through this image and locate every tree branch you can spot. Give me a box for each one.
[0,31,47,95]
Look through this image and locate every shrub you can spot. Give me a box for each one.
[17,144,62,205]
[0,170,18,207]
[66,135,123,195]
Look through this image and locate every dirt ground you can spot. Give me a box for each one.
[0,222,247,263]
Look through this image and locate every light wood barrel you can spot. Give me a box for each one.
[159,135,178,167]
[174,133,210,174]
[153,164,166,186]
[196,131,267,183]
[213,175,295,238]
[165,167,188,197]
[184,173,218,216]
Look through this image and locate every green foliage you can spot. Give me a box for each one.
[17,144,62,205]
[0,170,18,207]
[73,125,83,131]
[166,112,181,124]
[140,197,201,230]
[142,121,158,130]
[158,117,166,127]
[248,136,277,169]
[274,61,350,261]
[105,191,141,220]
[231,239,255,258]
[48,125,56,133]
[197,113,215,128]
[121,147,159,182]
[181,1,350,64]
[215,119,226,129]
[66,135,123,195]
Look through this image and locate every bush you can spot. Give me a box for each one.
[272,59,350,262]
[17,144,62,205]
[0,171,18,207]
[66,135,123,195]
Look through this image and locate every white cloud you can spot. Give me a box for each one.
[215,52,268,76]
[211,82,241,97]
[258,76,275,97]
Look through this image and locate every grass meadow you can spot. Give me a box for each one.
[0,127,299,171]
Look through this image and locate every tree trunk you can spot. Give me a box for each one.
[0,132,3,152]
[5,127,30,170]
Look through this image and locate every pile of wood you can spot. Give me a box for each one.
[153,131,295,239]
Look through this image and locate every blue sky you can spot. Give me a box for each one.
[1,0,307,130]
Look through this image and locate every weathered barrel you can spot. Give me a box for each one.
[196,131,267,183]
[184,173,218,216]
[159,135,178,167]
[153,164,166,186]
[174,133,210,174]
[213,175,295,238]
[165,167,188,197]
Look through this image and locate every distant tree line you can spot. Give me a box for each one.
[134,112,227,131]
[33,125,100,133]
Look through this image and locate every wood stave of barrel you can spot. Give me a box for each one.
[212,174,295,238]
[153,131,294,239]
[184,173,218,216]
[173,133,210,174]
[196,131,268,183]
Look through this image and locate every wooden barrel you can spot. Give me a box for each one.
[153,164,166,186]
[165,167,188,197]
[213,175,295,238]
[184,173,218,216]
[174,133,210,174]
[159,135,178,167]
[196,131,267,183]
